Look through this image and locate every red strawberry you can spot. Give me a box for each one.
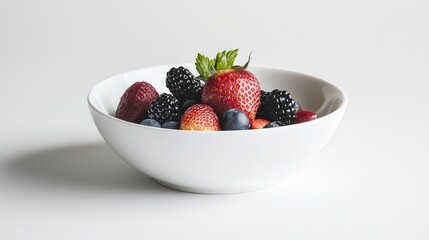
[115,81,159,123]
[251,118,270,129]
[295,110,317,123]
[195,49,261,123]
[180,104,220,131]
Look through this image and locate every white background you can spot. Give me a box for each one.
[1,0,428,239]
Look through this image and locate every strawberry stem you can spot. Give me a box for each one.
[195,49,252,81]
[231,51,253,70]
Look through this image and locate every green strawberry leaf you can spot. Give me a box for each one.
[195,53,213,79]
[215,51,228,71]
[226,49,238,67]
[195,49,250,80]
[214,49,238,71]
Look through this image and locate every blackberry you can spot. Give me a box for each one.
[147,93,179,124]
[166,66,203,101]
[256,90,271,119]
[267,89,296,124]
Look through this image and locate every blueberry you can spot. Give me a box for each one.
[180,99,197,116]
[221,109,250,130]
[263,121,286,128]
[295,101,302,111]
[141,118,161,127]
[162,121,180,129]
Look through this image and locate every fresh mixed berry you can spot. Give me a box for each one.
[295,110,317,123]
[115,81,159,123]
[180,104,220,131]
[257,89,296,125]
[220,108,250,130]
[256,90,271,120]
[166,66,203,102]
[114,49,317,130]
[147,93,179,124]
[141,118,161,128]
[197,50,261,123]
[161,121,180,129]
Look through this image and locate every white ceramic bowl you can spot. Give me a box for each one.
[88,64,347,194]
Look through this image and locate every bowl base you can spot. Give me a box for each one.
[152,178,282,195]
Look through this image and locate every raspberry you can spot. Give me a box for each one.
[295,110,317,123]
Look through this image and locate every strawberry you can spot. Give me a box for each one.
[195,49,261,123]
[115,81,159,123]
[251,118,270,129]
[180,104,220,131]
[295,110,317,123]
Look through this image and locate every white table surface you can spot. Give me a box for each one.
[1,0,428,239]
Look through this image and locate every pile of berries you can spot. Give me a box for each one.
[115,49,317,131]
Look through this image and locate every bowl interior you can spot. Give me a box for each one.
[88,64,346,120]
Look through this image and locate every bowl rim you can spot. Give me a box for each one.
[88,63,348,134]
